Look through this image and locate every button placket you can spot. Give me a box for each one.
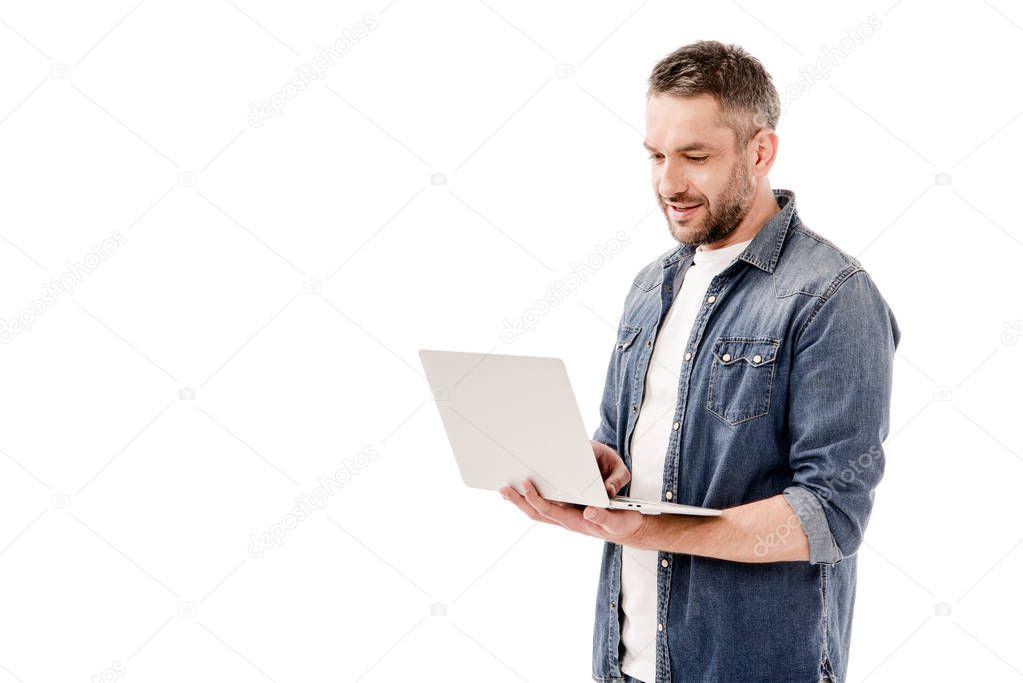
[623,264,730,680]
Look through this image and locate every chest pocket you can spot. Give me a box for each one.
[706,337,780,425]
[614,325,642,405]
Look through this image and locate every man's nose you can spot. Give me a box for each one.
[657,160,689,200]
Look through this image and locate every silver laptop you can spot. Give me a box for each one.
[418,349,721,517]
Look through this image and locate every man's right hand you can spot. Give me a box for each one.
[591,440,630,498]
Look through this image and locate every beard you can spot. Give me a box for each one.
[666,158,755,247]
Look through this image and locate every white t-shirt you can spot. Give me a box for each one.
[619,238,752,683]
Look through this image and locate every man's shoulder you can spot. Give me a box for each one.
[774,221,866,299]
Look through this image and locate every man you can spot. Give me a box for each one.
[499,40,900,682]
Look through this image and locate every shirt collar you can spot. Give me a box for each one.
[662,188,798,274]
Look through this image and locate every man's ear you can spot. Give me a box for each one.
[750,128,779,176]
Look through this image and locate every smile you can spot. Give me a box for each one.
[668,203,702,219]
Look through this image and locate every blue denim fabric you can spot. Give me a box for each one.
[589,189,899,683]
[621,675,834,683]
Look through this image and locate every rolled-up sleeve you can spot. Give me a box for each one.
[784,268,900,565]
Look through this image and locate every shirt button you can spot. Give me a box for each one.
[753,354,762,363]
[610,602,615,609]
[706,295,716,303]
[672,421,680,431]
[665,491,673,499]
[722,353,731,362]
[645,340,652,347]
[661,559,669,568]
[631,404,638,413]
[658,623,664,632]
[684,352,692,361]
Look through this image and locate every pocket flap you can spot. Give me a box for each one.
[617,325,642,351]
[712,338,779,366]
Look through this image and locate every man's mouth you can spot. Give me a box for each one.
[667,202,703,219]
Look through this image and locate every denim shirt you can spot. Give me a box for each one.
[590,189,900,683]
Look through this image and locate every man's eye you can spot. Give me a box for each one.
[647,154,708,163]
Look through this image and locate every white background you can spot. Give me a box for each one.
[1,1,1020,681]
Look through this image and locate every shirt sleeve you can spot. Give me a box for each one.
[591,322,622,451]
[783,485,844,565]
[784,268,900,565]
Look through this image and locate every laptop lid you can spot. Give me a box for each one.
[418,349,611,508]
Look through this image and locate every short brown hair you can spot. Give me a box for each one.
[648,40,780,149]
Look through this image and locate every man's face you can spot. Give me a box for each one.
[644,93,757,246]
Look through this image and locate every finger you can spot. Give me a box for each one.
[520,480,560,519]
[591,441,611,469]
[521,481,601,536]
[583,506,613,528]
[500,486,556,525]
[515,485,570,509]
[593,444,631,491]
[503,487,550,523]
[584,506,647,541]
[582,506,635,536]
[604,465,631,497]
[504,487,569,516]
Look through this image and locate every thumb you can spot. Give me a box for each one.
[606,477,627,498]
[583,506,609,526]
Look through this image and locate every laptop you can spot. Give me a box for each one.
[418,349,721,517]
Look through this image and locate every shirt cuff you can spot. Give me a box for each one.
[783,486,844,565]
